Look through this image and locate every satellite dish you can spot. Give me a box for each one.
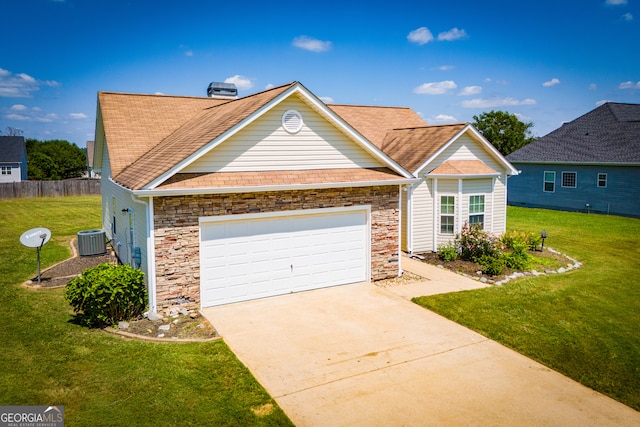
[20,227,52,248]
[20,227,52,285]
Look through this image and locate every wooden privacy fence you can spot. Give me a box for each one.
[0,179,101,199]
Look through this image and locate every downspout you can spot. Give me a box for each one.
[398,185,403,277]
[133,194,157,314]
[406,184,413,254]
[432,178,438,252]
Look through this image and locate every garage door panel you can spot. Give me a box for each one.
[201,209,369,307]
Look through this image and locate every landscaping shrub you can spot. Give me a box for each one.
[502,230,541,251]
[437,242,458,262]
[455,222,501,262]
[477,255,505,276]
[503,251,532,271]
[65,263,146,327]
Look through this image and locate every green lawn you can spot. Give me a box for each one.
[0,196,292,426]
[415,206,640,410]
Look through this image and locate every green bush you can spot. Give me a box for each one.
[65,263,146,327]
[456,222,501,262]
[503,251,532,271]
[437,242,458,262]
[477,255,505,276]
[502,230,541,251]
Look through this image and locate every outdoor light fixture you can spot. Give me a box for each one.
[540,230,548,251]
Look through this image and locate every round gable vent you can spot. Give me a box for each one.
[282,110,303,134]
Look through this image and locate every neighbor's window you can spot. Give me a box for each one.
[562,172,577,188]
[469,195,485,228]
[440,195,455,234]
[543,171,555,192]
[1,166,11,175]
[598,173,607,188]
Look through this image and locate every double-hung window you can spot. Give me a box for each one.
[440,196,455,234]
[1,166,11,175]
[597,173,607,188]
[469,195,485,228]
[543,171,555,192]
[562,171,577,188]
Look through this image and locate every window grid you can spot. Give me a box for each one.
[469,195,485,228]
[1,166,11,175]
[598,173,607,188]
[440,196,455,234]
[543,171,555,192]
[562,172,577,188]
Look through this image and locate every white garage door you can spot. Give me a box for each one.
[200,208,369,307]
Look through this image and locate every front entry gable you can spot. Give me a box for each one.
[181,94,384,174]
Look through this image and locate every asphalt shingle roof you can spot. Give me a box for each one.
[0,136,26,163]
[507,102,640,164]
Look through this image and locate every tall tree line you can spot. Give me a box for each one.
[26,139,87,180]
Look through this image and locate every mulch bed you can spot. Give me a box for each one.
[23,239,218,341]
[415,249,572,282]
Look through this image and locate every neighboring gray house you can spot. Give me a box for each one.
[0,136,28,183]
[506,102,640,218]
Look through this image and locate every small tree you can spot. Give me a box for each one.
[472,110,536,155]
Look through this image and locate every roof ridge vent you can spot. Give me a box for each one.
[207,82,238,99]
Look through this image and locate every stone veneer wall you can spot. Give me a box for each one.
[153,186,399,310]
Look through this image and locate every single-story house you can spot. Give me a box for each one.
[94,81,516,312]
[507,102,640,218]
[0,136,28,183]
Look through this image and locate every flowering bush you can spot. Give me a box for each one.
[437,242,458,262]
[455,222,501,262]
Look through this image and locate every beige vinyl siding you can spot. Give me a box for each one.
[101,141,149,280]
[493,174,508,233]
[409,181,434,252]
[429,133,504,173]
[183,95,383,173]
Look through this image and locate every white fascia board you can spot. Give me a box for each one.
[464,125,519,176]
[293,86,414,179]
[145,84,305,190]
[426,173,501,179]
[133,177,421,197]
[413,124,519,177]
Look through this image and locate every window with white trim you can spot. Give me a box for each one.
[469,195,485,228]
[440,195,455,234]
[543,171,555,192]
[597,173,607,188]
[562,171,577,188]
[1,166,11,175]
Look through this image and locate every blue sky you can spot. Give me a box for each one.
[1,0,638,148]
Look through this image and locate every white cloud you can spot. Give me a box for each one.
[10,104,27,111]
[589,83,598,90]
[618,81,640,89]
[605,0,627,5]
[407,27,434,45]
[69,113,88,119]
[3,104,60,123]
[0,68,60,98]
[461,97,536,108]
[437,28,467,41]
[292,36,332,52]
[458,86,482,96]
[413,80,457,95]
[437,65,455,71]
[622,12,633,21]
[185,50,194,57]
[543,78,560,87]
[264,83,275,90]
[596,99,612,106]
[432,114,458,123]
[224,75,253,90]
[319,96,334,104]
[514,113,533,122]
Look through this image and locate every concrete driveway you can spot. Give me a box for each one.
[202,271,639,426]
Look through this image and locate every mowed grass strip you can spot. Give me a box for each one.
[0,196,293,426]
[414,207,640,410]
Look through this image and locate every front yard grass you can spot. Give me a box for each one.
[414,206,640,410]
[0,196,292,426]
